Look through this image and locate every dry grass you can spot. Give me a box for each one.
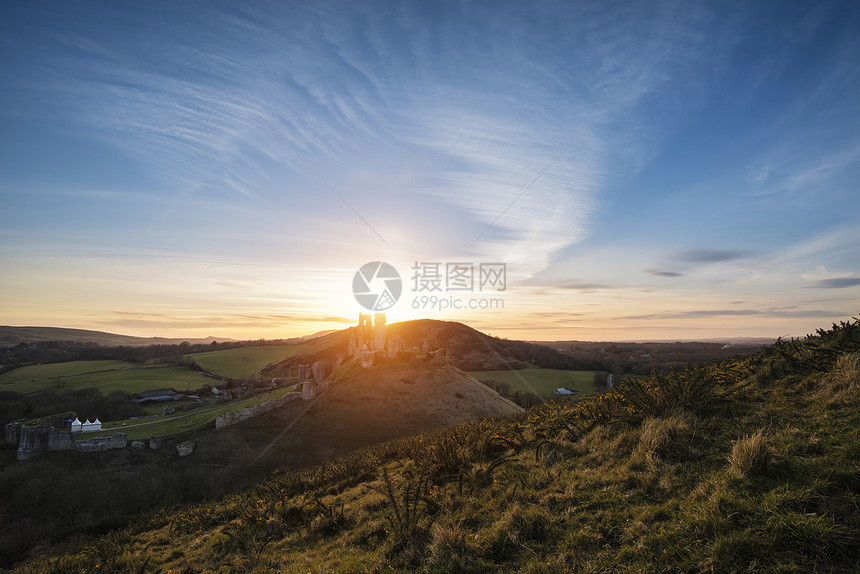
[727,429,773,479]
[426,519,477,570]
[818,352,859,406]
[636,413,697,470]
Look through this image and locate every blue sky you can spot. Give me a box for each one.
[1,0,858,340]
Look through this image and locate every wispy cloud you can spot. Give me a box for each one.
[99,311,353,330]
[644,269,684,278]
[623,308,837,320]
[558,282,616,292]
[675,249,754,264]
[809,277,860,289]
[2,1,748,275]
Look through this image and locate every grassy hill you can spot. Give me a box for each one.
[262,319,586,379]
[0,326,234,347]
[0,359,522,565]
[0,360,138,391]
[12,319,860,572]
[201,362,523,470]
[188,344,304,379]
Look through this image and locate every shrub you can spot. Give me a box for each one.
[373,465,434,554]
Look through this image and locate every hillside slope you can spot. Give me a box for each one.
[0,361,521,566]
[201,363,523,470]
[15,319,860,573]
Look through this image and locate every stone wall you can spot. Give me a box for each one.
[302,380,316,400]
[16,424,51,458]
[16,424,127,460]
[76,433,127,452]
[4,421,21,445]
[215,392,301,429]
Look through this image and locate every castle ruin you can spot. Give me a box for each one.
[347,313,404,367]
[296,359,333,400]
[9,423,126,460]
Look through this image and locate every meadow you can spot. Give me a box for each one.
[0,343,305,397]
[0,361,211,395]
[468,367,598,396]
[188,344,304,379]
[89,386,298,440]
[0,353,301,440]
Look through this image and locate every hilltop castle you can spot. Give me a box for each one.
[347,313,404,367]
[349,313,386,353]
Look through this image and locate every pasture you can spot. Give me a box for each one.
[467,368,598,397]
[188,344,304,379]
[0,361,209,395]
[90,386,298,440]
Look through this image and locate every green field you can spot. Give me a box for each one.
[0,361,213,395]
[188,344,304,379]
[467,368,598,397]
[88,386,298,440]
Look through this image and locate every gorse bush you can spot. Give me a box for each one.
[524,362,725,442]
[372,464,435,554]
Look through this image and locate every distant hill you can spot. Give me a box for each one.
[0,326,235,347]
[539,338,772,373]
[297,329,339,341]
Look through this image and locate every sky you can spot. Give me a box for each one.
[1,0,858,341]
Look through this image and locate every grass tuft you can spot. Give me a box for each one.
[636,412,697,470]
[426,519,479,572]
[818,351,859,406]
[728,429,774,479]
